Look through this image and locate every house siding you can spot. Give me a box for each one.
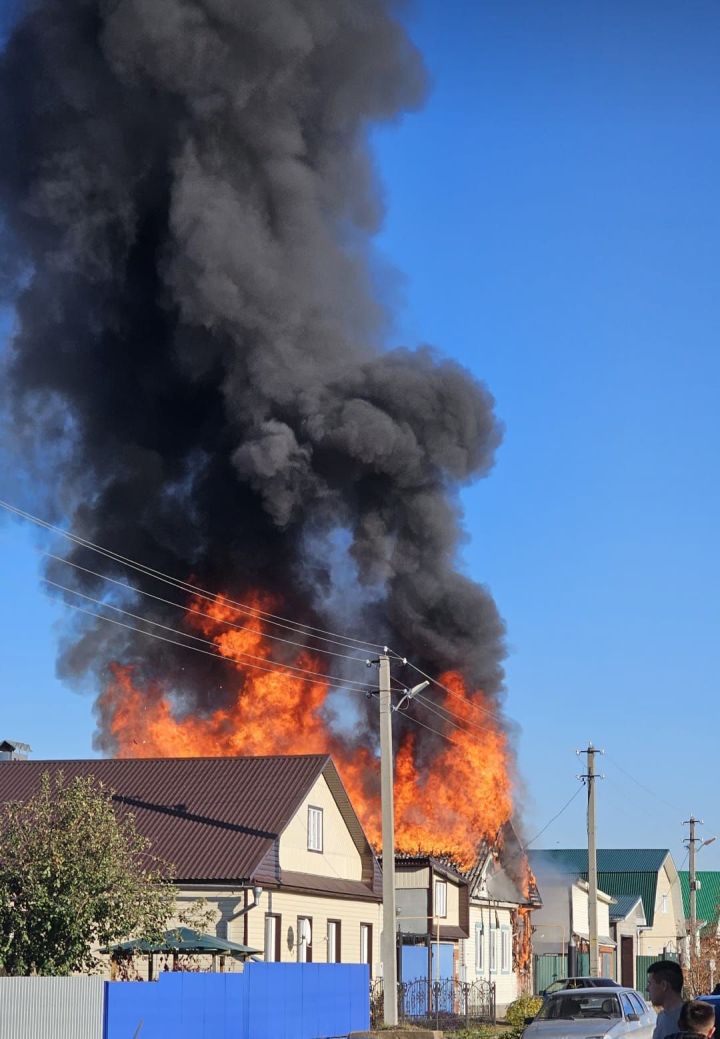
[248,889,383,977]
[466,903,518,1012]
[397,865,430,888]
[638,864,683,957]
[279,774,363,881]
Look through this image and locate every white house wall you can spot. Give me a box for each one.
[279,774,363,880]
[639,864,684,957]
[532,878,571,954]
[466,903,518,1012]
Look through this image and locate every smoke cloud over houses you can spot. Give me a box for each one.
[0,0,507,805]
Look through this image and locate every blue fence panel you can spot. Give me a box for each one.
[105,964,369,1039]
[105,973,245,1039]
[244,962,370,1039]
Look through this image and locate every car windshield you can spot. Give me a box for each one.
[545,978,617,994]
[537,994,622,1021]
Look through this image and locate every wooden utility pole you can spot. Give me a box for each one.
[578,744,603,977]
[378,650,398,1026]
[685,816,702,965]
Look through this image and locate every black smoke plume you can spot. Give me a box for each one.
[0,0,505,755]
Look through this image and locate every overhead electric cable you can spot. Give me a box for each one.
[524,785,584,849]
[45,553,369,664]
[0,498,384,652]
[412,691,503,739]
[603,753,683,814]
[43,578,385,691]
[396,655,506,726]
[41,591,387,695]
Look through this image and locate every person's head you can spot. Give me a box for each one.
[678,1000,716,1036]
[647,960,684,1007]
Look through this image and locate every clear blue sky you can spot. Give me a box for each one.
[2,0,720,868]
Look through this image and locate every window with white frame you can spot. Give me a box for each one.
[435,879,448,918]
[501,926,510,973]
[264,913,281,962]
[661,894,668,914]
[489,921,497,973]
[307,806,323,852]
[327,920,341,963]
[475,922,484,973]
[360,923,372,965]
[297,916,312,962]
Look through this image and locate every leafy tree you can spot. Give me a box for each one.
[0,771,174,975]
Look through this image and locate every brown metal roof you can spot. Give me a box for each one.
[0,755,339,882]
[277,870,381,902]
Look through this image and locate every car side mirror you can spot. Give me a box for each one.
[626,1013,639,1021]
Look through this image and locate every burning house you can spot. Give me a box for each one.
[0,0,526,952]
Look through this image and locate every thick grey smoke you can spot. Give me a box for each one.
[0,0,506,753]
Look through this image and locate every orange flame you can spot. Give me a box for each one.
[99,591,515,870]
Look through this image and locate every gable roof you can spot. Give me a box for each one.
[679,871,720,933]
[0,755,380,894]
[529,849,672,926]
[609,894,646,923]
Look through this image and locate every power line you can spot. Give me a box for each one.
[43,578,386,692]
[0,498,384,653]
[411,691,503,740]
[524,786,584,849]
[603,752,684,813]
[41,590,381,695]
[45,553,368,664]
[398,656,506,727]
[398,708,460,748]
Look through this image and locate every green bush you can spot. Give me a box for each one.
[505,995,543,1027]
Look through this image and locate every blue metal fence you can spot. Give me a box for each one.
[104,963,370,1039]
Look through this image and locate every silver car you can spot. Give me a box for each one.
[523,986,656,1039]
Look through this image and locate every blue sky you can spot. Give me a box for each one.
[2,0,720,868]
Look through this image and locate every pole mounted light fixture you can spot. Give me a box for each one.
[395,680,430,712]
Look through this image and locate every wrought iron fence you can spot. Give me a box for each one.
[370,977,496,1029]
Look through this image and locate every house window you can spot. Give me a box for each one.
[475,922,484,973]
[360,923,372,966]
[264,913,281,962]
[298,916,312,962]
[308,806,323,852]
[489,921,497,973]
[501,927,510,973]
[435,879,448,918]
[661,894,668,914]
[327,920,341,963]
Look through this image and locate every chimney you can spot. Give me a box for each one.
[0,740,31,761]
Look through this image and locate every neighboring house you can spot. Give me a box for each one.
[393,855,470,986]
[0,754,383,977]
[529,856,616,983]
[531,849,684,965]
[465,826,539,1015]
[610,895,648,988]
[679,870,720,937]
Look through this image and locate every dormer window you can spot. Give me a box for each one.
[308,805,323,852]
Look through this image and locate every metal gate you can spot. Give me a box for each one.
[370,977,495,1029]
[534,954,567,994]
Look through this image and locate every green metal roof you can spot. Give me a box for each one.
[102,927,261,956]
[609,894,644,922]
[679,871,720,934]
[530,849,671,926]
[531,849,669,874]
